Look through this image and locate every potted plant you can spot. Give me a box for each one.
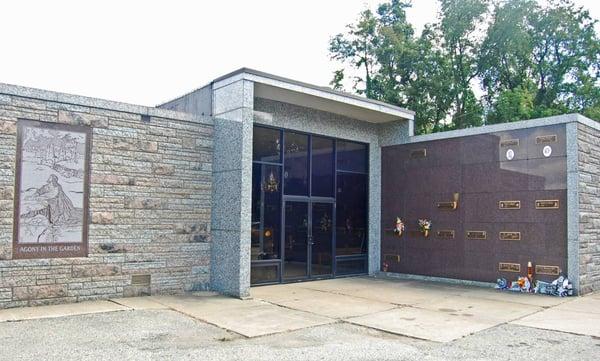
[418,219,432,237]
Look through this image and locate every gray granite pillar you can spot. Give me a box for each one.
[210,79,254,298]
[368,145,382,275]
[566,121,580,294]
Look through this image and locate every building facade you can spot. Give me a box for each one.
[0,68,598,308]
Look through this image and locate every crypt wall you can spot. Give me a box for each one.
[381,124,569,285]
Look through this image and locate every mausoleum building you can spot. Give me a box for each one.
[0,68,598,308]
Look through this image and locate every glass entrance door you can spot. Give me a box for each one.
[251,125,369,285]
[283,201,309,279]
[283,200,333,281]
[311,202,333,276]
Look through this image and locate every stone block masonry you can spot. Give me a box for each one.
[577,123,600,294]
[0,85,213,308]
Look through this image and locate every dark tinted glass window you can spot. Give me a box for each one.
[336,172,367,255]
[283,201,309,279]
[336,258,367,275]
[251,264,279,284]
[253,127,281,163]
[337,140,367,173]
[311,136,334,197]
[284,132,309,195]
[251,163,281,260]
[311,202,333,276]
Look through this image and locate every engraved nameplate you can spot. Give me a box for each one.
[499,262,521,273]
[535,200,559,209]
[436,230,455,239]
[384,254,400,263]
[535,265,560,276]
[536,134,557,144]
[436,201,457,210]
[499,200,521,210]
[131,274,151,286]
[500,139,519,147]
[410,149,427,159]
[499,231,521,241]
[467,231,487,240]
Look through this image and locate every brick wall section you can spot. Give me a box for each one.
[577,123,600,294]
[0,92,213,308]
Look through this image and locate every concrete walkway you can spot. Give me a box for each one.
[1,276,598,344]
[249,276,592,342]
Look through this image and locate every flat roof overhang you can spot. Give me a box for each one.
[213,68,415,124]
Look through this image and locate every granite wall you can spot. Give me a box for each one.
[381,124,568,284]
[577,123,600,294]
[0,85,213,308]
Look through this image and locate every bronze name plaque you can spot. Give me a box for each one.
[384,254,400,263]
[536,134,557,144]
[535,265,560,276]
[535,200,559,209]
[466,231,487,240]
[499,262,521,273]
[436,230,455,239]
[499,231,521,241]
[436,201,457,210]
[131,274,151,286]
[500,139,519,147]
[410,148,427,159]
[499,200,521,210]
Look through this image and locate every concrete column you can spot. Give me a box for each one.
[368,145,382,274]
[210,79,254,297]
[565,121,580,294]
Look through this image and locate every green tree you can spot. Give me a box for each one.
[435,0,488,129]
[329,0,600,134]
[479,0,600,122]
[406,25,455,133]
[486,81,536,124]
[370,0,416,106]
[478,0,536,100]
[329,9,378,97]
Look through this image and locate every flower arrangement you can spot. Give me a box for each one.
[393,217,405,237]
[417,219,432,237]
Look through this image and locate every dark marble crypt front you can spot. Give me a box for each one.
[381,124,567,284]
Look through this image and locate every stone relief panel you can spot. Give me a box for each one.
[13,120,91,259]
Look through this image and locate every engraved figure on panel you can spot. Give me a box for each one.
[18,126,85,244]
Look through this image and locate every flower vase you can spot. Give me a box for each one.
[423,229,429,238]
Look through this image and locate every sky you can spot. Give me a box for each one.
[0,0,598,106]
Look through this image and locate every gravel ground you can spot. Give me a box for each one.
[1,309,598,361]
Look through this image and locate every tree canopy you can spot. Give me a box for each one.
[329,0,600,134]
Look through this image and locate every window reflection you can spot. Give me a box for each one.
[251,125,370,283]
[284,132,309,195]
[336,258,367,275]
[253,127,281,163]
[337,140,367,173]
[251,264,279,284]
[336,172,368,255]
[251,163,281,260]
[311,136,334,197]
